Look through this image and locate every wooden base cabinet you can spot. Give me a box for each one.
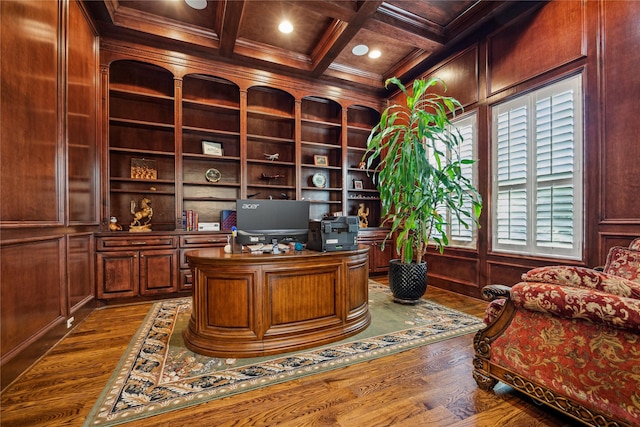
[96,235,178,299]
[358,228,394,274]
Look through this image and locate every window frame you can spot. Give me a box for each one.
[490,74,584,259]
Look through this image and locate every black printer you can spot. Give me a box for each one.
[307,216,359,252]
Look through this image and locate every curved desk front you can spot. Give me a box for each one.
[184,246,370,357]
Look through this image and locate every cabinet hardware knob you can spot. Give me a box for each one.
[131,241,147,245]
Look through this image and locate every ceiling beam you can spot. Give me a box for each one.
[285,0,357,22]
[310,0,383,78]
[218,0,246,58]
[362,18,442,52]
[373,3,447,45]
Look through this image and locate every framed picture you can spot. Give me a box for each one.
[202,141,223,156]
[130,158,157,180]
[353,180,363,190]
[313,154,328,166]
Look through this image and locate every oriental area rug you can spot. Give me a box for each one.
[85,281,484,426]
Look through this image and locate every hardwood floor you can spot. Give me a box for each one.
[1,278,577,426]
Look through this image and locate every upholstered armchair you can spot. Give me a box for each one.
[473,238,640,427]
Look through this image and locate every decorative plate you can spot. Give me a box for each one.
[205,168,222,183]
[312,173,326,188]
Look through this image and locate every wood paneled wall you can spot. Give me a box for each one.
[406,0,640,298]
[1,0,639,388]
[0,0,99,389]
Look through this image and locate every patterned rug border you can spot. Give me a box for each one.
[84,281,483,426]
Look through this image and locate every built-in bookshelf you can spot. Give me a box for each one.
[246,86,296,203]
[181,74,241,226]
[301,96,343,220]
[105,59,382,232]
[107,60,176,230]
[347,105,381,227]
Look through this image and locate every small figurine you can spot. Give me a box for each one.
[130,197,153,232]
[357,203,369,228]
[264,153,279,161]
[109,216,123,231]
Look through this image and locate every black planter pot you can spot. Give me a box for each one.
[388,259,427,304]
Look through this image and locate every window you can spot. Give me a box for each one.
[492,75,583,258]
[431,112,479,248]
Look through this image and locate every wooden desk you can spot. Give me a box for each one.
[184,246,370,357]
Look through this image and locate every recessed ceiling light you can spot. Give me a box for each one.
[368,49,381,59]
[278,20,293,34]
[352,44,369,56]
[185,0,207,10]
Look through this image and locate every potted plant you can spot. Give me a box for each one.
[365,77,482,303]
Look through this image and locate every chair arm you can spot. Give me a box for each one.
[479,285,513,326]
[480,284,512,301]
[523,265,640,299]
[511,282,640,333]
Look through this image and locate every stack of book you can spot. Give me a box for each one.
[182,210,199,231]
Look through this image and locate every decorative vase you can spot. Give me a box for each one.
[388,259,427,304]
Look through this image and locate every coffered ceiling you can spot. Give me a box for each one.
[85,0,542,94]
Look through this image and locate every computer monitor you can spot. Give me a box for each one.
[235,199,310,245]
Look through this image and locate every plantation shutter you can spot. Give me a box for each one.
[495,104,528,244]
[429,113,478,247]
[535,89,576,248]
[492,75,582,258]
[450,116,476,242]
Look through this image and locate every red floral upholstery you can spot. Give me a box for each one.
[511,282,640,332]
[489,309,640,424]
[604,246,640,283]
[484,299,505,325]
[473,237,640,426]
[522,265,640,298]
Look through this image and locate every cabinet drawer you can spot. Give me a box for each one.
[97,236,177,250]
[180,234,228,247]
[180,270,192,291]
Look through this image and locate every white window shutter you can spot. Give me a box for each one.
[492,75,582,259]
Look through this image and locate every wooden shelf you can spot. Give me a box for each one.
[301,118,341,128]
[110,189,175,195]
[110,88,173,102]
[247,109,294,120]
[105,60,381,230]
[301,140,341,149]
[183,196,238,202]
[109,147,175,157]
[109,117,174,130]
[182,153,240,161]
[247,133,295,144]
[302,187,343,192]
[301,163,342,170]
[182,98,240,112]
[248,183,295,189]
[182,125,240,137]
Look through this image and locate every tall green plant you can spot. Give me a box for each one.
[365,77,482,264]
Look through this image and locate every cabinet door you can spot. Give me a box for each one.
[139,249,178,296]
[97,251,139,298]
[370,241,393,273]
[359,233,394,274]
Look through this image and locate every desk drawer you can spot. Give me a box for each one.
[97,236,177,250]
[180,234,228,247]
